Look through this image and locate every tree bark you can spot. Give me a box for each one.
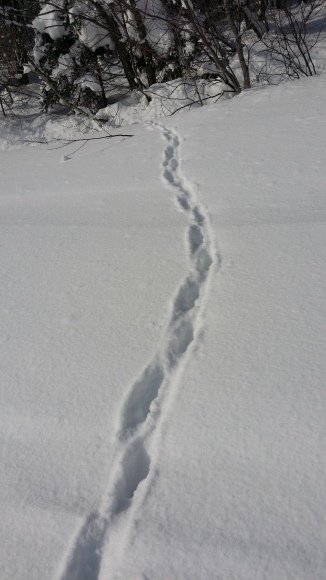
[224,0,251,89]
[127,0,157,86]
[87,0,139,90]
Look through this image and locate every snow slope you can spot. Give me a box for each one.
[1,74,326,580]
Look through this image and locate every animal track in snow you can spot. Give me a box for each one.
[57,124,216,580]
[58,440,150,580]
[112,438,151,515]
[119,363,165,437]
[59,513,106,580]
[167,317,194,369]
[177,193,190,211]
[117,124,215,435]
[189,224,204,254]
[173,276,200,320]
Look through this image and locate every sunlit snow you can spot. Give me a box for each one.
[1,74,326,580]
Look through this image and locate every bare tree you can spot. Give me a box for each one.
[260,0,326,80]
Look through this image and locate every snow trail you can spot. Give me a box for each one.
[56,125,216,580]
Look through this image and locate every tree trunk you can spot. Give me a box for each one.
[224,0,251,89]
[127,0,157,86]
[88,0,139,90]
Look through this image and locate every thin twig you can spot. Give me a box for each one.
[24,134,134,148]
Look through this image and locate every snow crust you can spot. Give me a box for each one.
[1,74,326,579]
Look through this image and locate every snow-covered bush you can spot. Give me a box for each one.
[1,0,325,119]
[32,0,110,111]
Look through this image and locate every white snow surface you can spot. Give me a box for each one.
[1,74,326,580]
[33,0,68,41]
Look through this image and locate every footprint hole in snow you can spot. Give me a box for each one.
[196,248,213,276]
[163,145,174,166]
[170,158,178,171]
[173,277,200,320]
[114,440,151,515]
[59,512,106,580]
[119,364,165,436]
[164,169,175,184]
[177,195,190,211]
[193,206,205,225]
[167,318,194,368]
[189,224,204,254]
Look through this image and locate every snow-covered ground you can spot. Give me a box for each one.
[1,74,326,580]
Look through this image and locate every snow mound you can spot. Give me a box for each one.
[95,79,229,128]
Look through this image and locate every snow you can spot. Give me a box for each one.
[77,20,115,52]
[94,78,228,127]
[33,1,68,41]
[77,73,103,93]
[1,73,326,580]
[67,2,115,52]
[124,0,173,57]
[142,0,174,57]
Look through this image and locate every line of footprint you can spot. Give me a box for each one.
[57,125,215,580]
